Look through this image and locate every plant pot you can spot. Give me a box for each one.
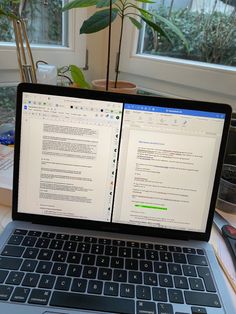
[92,79,137,94]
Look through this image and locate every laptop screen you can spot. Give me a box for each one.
[17,90,226,234]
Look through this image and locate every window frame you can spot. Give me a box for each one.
[119,19,236,109]
[0,8,87,81]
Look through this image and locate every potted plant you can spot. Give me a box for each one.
[63,0,188,93]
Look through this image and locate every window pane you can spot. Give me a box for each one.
[137,0,236,67]
[0,0,68,47]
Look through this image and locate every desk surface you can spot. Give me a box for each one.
[0,203,235,309]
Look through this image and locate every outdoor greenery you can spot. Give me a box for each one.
[142,5,236,66]
[0,0,64,46]
[0,86,17,125]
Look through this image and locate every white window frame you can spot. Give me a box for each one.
[0,8,87,83]
[119,20,236,110]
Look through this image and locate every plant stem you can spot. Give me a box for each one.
[106,0,113,91]
[114,12,124,87]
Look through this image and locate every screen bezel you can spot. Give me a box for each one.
[13,83,232,242]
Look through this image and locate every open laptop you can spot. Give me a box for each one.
[0,82,234,314]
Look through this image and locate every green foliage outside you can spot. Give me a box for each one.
[0,86,17,125]
[142,5,236,66]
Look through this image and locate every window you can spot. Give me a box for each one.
[138,0,236,67]
[0,0,86,82]
[119,0,236,110]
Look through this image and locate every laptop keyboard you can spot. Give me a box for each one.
[0,229,222,313]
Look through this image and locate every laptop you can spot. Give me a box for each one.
[0,82,234,314]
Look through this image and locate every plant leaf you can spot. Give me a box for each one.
[96,0,117,8]
[135,0,155,3]
[0,8,18,19]
[80,8,118,34]
[141,16,170,39]
[62,0,97,11]
[152,13,189,50]
[128,16,142,30]
[69,65,90,89]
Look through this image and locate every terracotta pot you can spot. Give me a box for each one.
[92,79,137,94]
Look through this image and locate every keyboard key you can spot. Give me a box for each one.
[63,241,77,252]
[105,246,117,256]
[104,282,119,296]
[168,289,184,304]
[42,232,55,239]
[35,238,50,249]
[183,248,196,254]
[36,261,52,274]
[120,284,135,298]
[1,245,24,257]
[140,260,153,272]
[187,255,208,266]
[184,291,221,308]
[152,287,167,302]
[70,235,83,242]
[0,257,22,270]
[137,300,156,314]
[127,241,139,248]
[87,280,103,294]
[67,264,82,277]
[111,257,124,269]
[0,285,13,300]
[112,239,125,246]
[20,259,38,272]
[22,236,37,247]
[77,243,90,253]
[22,273,40,287]
[158,302,173,314]
[125,259,138,270]
[155,244,167,251]
[197,249,205,255]
[50,291,135,313]
[67,252,81,264]
[154,262,167,273]
[8,235,23,245]
[28,230,41,237]
[174,276,189,289]
[0,270,8,283]
[173,253,187,264]
[129,271,142,284]
[84,237,97,244]
[183,265,197,277]
[144,273,157,286]
[98,268,112,281]
[141,243,153,249]
[52,251,67,263]
[11,287,30,302]
[91,244,104,255]
[136,285,151,300]
[160,251,173,262]
[71,278,87,292]
[168,263,182,275]
[82,266,97,279]
[99,238,111,245]
[14,229,27,235]
[113,269,127,282]
[49,240,64,250]
[159,274,173,288]
[191,306,207,314]
[51,262,67,275]
[38,274,56,289]
[55,276,71,291]
[23,248,39,259]
[81,254,95,265]
[146,250,159,261]
[169,246,182,252]
[197,266,216,292]
[38,249,53,260]
[96,256,110,267]
[189,278,204,291]
[28,289,51,305]
[132,249,145,259]
[6,271,24,285]
[119,247,131,258]
[56,233,69,240]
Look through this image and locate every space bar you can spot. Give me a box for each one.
[50,291,135,314]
